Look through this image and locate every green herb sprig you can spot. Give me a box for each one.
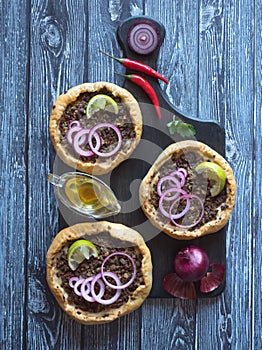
[167,116,196,138]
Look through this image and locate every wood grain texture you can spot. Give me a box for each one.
[1,0,261,349]
[145,0,200,116]
[26,1,86,348]
[141,1,200,349]
[197,0,255,349]
[0,1,28,349]
[253,1,262,349]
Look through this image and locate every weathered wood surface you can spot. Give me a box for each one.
[0,0,261,349]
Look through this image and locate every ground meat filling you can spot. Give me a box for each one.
[58,88,136,163]
[149,152,228,230]
[55,232,144,313]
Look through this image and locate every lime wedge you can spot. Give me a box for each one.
[195,162,226,197]
[67,239,98,271]
[86,94,118,118]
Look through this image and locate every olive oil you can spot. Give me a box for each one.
[48,172,121,218]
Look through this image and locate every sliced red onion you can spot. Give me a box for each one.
[73,278,85,296]
[200,264,225,293]
[69,277,79,288]
[88,123,122,158]
[158,188,187,218]
[168,170,186,187]
[168,195,191,220]
[66,125,86,146]
[162,273,197,300]
[128,22,160,55]
[81,276,104,302]
[91,272,121,305]
[169,194,204,228]
[157,176,181,197]
[69,120,81,128]
[72,128,101,157]
[101,252,136,289]
[177,168,188,178]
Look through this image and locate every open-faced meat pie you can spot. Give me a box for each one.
[49,82,142,175]
[46,222,152,324]
[139,140,236,240]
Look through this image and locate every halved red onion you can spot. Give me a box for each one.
[72,128,101,157]
[162,273,197,300]
[88,123,122,158]
[73,278,85,296]
[157,175,181,197]
[81,276,104,302]
[67,125,86,146]
[158,188,187,218]
[101,252,136,289]
[69,277,79,288]
[169,194,204,228]
[91,272,121,305]
[168,170,186,187]
[200,264,225,293]
[128,22,160,55]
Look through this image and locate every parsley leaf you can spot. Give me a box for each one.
[167,116,196,137]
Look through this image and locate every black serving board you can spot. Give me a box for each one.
[57,16,226,298]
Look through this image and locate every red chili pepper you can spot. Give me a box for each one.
[100,50,169,85]
[117,73,162,120]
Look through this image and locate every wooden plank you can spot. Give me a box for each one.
[140,1,200,349]
[196,0,255,348]
[0,1,29,349]
[142,299,195,349]
[145,0,199,116]
[81,1,144,349]
[26,1,87,348]
[253,1,262,348]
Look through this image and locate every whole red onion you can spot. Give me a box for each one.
[174,246,209,282]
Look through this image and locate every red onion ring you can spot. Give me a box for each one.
[73,278,85,296]
[72,128,101,157]
[69,277,79,288]
[69,120,81,128]
[101,252,136,290]
[67,125,86,146]
[81,276,104,302]
[157,175,181,197]
[168,170,186,187]
[158,188,188,218]
[87,123,122,158]
[177,168,188,178]
[169,194,204,228]
[91,272,121,305]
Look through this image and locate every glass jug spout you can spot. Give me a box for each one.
[48,173,65,188]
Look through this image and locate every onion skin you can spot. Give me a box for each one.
[162,273,197,300]
[200,264,225,293]
[174,246,209,282]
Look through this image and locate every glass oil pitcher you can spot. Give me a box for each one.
[48,172,121,219]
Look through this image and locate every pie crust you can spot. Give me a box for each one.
[139,140,236,240]
[46,222,152,324]
[49,82,142,175]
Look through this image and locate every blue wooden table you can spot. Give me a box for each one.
[1,1,261,349]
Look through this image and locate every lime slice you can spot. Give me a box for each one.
[67,239,98,271]
[86,94,118,117]
[195,162,226,197]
